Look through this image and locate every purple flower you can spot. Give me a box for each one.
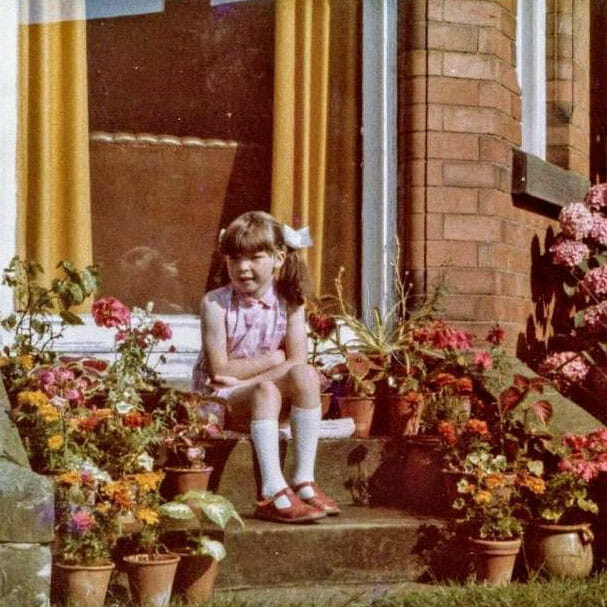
[584,184,607,211]
[559,202,594,240]
[549,235,590,268]
[68,509,95,533]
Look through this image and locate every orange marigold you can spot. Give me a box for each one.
[438,421,457,446]
[465,418,489,437]
[473,490,492,505]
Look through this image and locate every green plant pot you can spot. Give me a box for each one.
[525,522,594,578]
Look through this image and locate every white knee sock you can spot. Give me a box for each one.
[250,419,291,509]
[291,406,321,499]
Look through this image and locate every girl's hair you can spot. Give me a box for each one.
[219,211,311,306]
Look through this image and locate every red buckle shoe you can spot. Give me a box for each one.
[254,487,326,524]
[293,481,341,516]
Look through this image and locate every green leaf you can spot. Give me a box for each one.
[574,310,585,328]
[59,310,84,326]
[578,259,589,273]
[595,253,607,266]
[577,497,599,514]
[562,281,577,297]
[158,501,196,520]
[197,536,226,561]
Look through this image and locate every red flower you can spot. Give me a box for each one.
[308,313,337,340]
[454,377,473,394]
[438,421,457,446]
[92,297,131,328]
[486,324,505,346]
[150,320,173,341]
[465,418,489,437]
[432,372,456,388]
[474,351,493,371]
[123,411,150,428]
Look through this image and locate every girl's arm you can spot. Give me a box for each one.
[202,293,285,380]
[216,304,307,386]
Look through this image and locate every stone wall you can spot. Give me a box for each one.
[0,381,53,607]
[398,0,588,352]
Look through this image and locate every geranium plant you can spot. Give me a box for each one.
[0,256,99,395]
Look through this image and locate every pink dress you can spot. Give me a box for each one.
[192,281,288,396]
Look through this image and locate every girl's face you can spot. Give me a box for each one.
[226,248,285,299]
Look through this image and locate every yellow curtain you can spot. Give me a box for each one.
[271,0,330,294]
[17,13,93,287]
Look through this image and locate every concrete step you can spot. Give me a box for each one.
[214,505,444,589]
[201,437,407,511]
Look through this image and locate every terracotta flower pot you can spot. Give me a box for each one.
[163,466,213,500]
[385,395,420,436]
[320,392,332,418]
[401,435,444,512]
[525,522,594,578]
[124,553,180,607]
[173,551,219,603]
[468,537,521,585]
[338,396,375,438]
[55,561,115,607]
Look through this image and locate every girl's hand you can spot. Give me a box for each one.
[213,375,243,387]
[271,349,286,366]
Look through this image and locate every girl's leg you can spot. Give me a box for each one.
[276,364,322,498]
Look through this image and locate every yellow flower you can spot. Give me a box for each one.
[0,357,10,368]
[133,472,164,493]
[522,475,546,495]
[18,355,34,370]
[68,418,80,431]
[485,474,505,490]
[17,390,48,409]
[38,403,61,423]
[57,471,80,485]
[136,507,159,526]
[47,434,64,450]
[95,502,111,514]
[473,490,492,505]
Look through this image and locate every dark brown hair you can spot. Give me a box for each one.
[219,211,311,306]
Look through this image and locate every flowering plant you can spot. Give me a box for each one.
[0,257,99,395]
[54,469,122,565]
[328,352,386,397]
[161,490,244,561]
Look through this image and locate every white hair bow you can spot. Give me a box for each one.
[281,224,313,249]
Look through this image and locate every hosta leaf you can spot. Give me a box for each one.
[200,495,244,529]
[531,400,553,425]
[158,502,196,520]
[197,536,226,562]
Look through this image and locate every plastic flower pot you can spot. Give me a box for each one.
[55,561,115,607]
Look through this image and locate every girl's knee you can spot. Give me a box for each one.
[251,380,282,418]
[287,363,320,391]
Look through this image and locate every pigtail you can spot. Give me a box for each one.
[276,249,311,306]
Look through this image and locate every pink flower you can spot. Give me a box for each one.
[581,265,607,299]
[150,320,172,341]
[486,324,505,346]
[583,302,607,333]
[168,345,177,353]
[562,433,588,451]
[92,297,131,328]
[68,509,95,533]
[559,202,594,240]
[549,235,590,268]
[538,351,590,383]
[589,215,607,247]
[474,351,493,370]
[584,183,607,211]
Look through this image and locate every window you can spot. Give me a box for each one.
[516,0,547,159]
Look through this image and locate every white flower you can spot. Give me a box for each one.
[116,401,135,415]
[137,452,154,471]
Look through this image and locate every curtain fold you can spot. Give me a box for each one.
[17,11,93,287]
[271,0,330,294]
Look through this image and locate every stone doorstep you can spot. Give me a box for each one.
[214,505,444,589]
[0,543,52,607]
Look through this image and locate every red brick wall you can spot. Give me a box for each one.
[399,0,573,350]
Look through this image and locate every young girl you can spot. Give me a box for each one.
[193,211,340,523]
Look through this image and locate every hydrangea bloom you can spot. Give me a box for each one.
[583,302,607,333]
[558,202,594,240]
[589,214,607,247]
[549,235,590,268]
[584,183,607,211]
[538,351,590,383]
[581,265,607,298]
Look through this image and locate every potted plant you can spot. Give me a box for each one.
[521,430,600,578]
[307,299,338,417]
[452,453,525,586]
[121,470,182,607]
[161,489,244,603]
[53,470,121,607]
